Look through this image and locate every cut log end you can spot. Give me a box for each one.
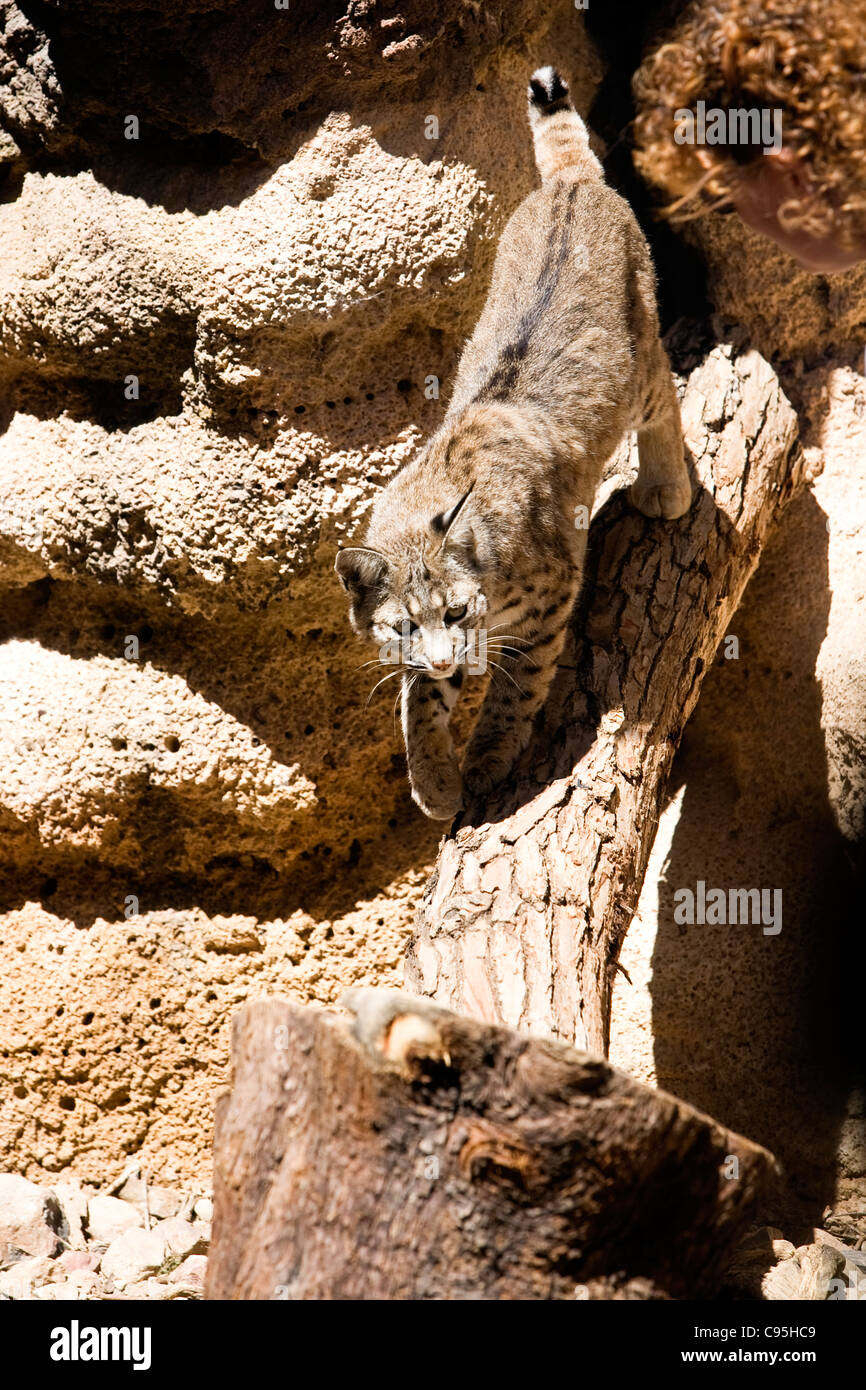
[206,991,778,1301]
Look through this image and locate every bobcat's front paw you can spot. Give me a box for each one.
[462,749,515,801]
[630,478,692,520]
[408,761,464,822]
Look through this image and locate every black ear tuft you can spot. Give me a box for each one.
[334,547,388,593]
[431,486,474,539]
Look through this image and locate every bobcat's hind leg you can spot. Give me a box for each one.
[631,347,692,520]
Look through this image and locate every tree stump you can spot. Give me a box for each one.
[406,335,804,1054]
[206,989,778,1301]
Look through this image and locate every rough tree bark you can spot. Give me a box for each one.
[206,990,777,1301]
[406,336,804,1055]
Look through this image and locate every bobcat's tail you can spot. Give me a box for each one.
[528,66,603,183]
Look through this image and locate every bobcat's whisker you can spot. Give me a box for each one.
[486,659,526,697]
[483,642,530,658]
[358,658,400,671]
[485,643,527,661]
[486,624,532,643]
[486,610,529,630]
[365,668,405,707]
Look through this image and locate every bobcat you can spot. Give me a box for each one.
[336,66,691,820]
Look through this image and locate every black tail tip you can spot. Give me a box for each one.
[528,65,570,110]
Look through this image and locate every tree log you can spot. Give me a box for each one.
[205,989,777,1300]
[406,335,804,1054]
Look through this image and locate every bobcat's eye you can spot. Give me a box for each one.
[394,618,418,636]
[445,604,467,624]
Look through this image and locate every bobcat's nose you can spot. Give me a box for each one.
[425,627,455,677]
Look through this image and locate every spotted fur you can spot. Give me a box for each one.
[336,66,691,819]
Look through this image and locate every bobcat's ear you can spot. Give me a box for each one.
[335,547,389,594]
[431,486,474,550]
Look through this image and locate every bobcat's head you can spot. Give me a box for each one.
[335,487,488,679]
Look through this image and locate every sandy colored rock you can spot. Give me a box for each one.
[0,0,585,164]
[0,1252,54,1297]
[57,1249,100,1274]
[0,640,315,875]
[86,1193,143,1245]
[116,1174,183,1221]
[0,170,193,410]
[0,1174,64,1261]
[0,55,600,604]
[682,218,866,362]
[169,1253,207,1287]
[100,1226,168,1287]
[157,1217,207,1259]
[0,887,430,1183]
[64,1269,101,1296]
[117,1276,171,1299]
[32,1282,80,1301]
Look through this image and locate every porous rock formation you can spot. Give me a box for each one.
[0,0,601,1183]
[0,0,863,1245]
